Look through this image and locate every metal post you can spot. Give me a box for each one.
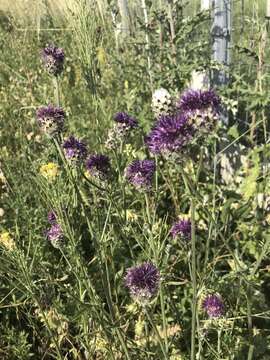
[212,0,231,87]
[211,0,231,124]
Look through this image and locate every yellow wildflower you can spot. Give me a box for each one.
[0,231,16,251]
[40,162,59,181]
[126,209,139,222]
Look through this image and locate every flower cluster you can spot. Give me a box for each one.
[41,44,65,76]
[40,162,59,181]
[106,112,138,149]
[146,89,221,159]
[0,231,15,251]
[86,154,111,181]
[125,262,160,304]
[36,105,65,136]
[62,136,87,163]
[125,160,155,191]
[170,218,191,241]
[151,88,174,118]
[202,294,225,318]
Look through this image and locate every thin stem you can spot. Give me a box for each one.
[190,198,197,360]
[53,77,60,106]
[160,284,168,352]
[145,308,168,359]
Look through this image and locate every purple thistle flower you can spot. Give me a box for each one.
[86,154,111,181]
[178,89,221,114]
[46,223,64,248]
[41,44,65,76]
[114,112,138,129]
[145,113,192,156]
[202,294,225,318]
[62,136,87,163]
[170,219,191,240]
[125,160,155,191]
[36,105,65,136]
[105,112,138,149]
[125,262,160,303]
[47,211,57,224]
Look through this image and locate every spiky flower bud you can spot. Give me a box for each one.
[36,105,65,136]
[86,154,111,181]
[125,160,155,191]
[62,136,87,164]
[41,44,65,76]
[125,262,160,304]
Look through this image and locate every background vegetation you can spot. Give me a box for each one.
[0,0,270,359]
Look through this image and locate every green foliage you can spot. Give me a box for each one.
[0,1,270,359]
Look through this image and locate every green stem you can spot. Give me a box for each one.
[145,308,168,359]
[53,77,60,106]
[190,198,197,360]
[160,285,168,353]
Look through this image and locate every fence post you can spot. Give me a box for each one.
[211,0,231,123]
[212,0,231,86]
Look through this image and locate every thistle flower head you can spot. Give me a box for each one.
[170,219,191,240]
[114,112,138,129]
[36,105,65,136]
[125,262,160,304]
[41,44,65,76]
[62,136,87,163]
[46,223,63,249]
[178,89,221,114]
[86,154,111,181]
[202,294,225,318]
[125,159,155,191]
[145,113,192,156]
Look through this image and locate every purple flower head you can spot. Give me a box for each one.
[36,105,65,136]
[202,294,225,318]
[62,136,87,163]
[46,223,64,248]
[86,154,111,181]
[48,211,57,224]
[114,112,138,129]
[41,44,65,76]
[125,262,160,303]
[145,113,193,156]
[125,159,155,191]
[170,219,191,240]
[178,89,221,114]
